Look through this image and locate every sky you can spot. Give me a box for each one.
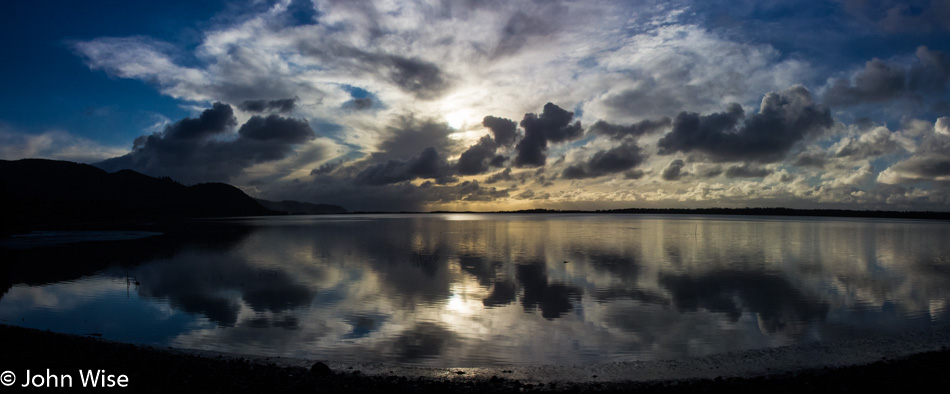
[2,0,950,212]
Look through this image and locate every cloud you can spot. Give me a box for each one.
[266,174,510,212]
[297,40,451,100]
[58,0,950,210]
[513,103,583,167]
[347,97,374,110]
[516,263,581,319]
[484,167,514,184]
[238,114,314,144]
[588,118,671,140]
[661,159,687,181]
[239,98,298,113]
[658,86,833,163]
[874,117,950,184]
[482,116,519,147]
[372,117,458,162]
[660,270,828,331]
[561,140,646,179]
[356,146,455,185]
[842,0,950,34]
[724,164,772,178]
[831,125,910,160]
[457,135,499,175]
[822,47,950,108]
[0,128,127,163]
[878,153,950,184]
[937,116,950,136]
[72,37,211,101]
[624,169,646,180]
[165,102,238,140]
[823,58,905,106]
[909,46,950,93]
[96,103,322,184]
[794,151,830,168]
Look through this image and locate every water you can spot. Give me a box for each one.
[2,214,949,367]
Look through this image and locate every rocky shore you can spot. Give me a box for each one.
[1,324,949,393]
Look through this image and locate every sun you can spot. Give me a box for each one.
[444,110,474,130]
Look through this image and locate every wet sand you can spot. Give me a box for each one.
[2,324,950,393]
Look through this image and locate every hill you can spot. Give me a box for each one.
[0,159,274,231]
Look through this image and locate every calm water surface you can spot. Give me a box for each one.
[2,214,950,366]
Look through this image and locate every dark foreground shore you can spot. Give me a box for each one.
[1,325,949,393]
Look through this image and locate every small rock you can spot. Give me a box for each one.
[310,362,332,377]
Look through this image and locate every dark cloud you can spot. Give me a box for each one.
[824,59,906,106]
[238,114,314,143]
[699,165,723,178]
[513,103,583,167]
[241,273,316,312]
[298,41,451,100]
[386,56,451,100]
[390,322,457,362]
[490,154,508,167]
[311,160,341,175]
[878,119,950,184]
[601,78,690,120]
[660,270,828,331]
[96,103,320,184]
[561,141,645,179]
[373,118,457,162]
[356,146,455,185]
[483,280,517,307]
[843,0,950,33]
[164,102,237,140]
[662,159,687,181]
[493,8,561,59]
[794,152,830,168]
[351,97,373,110]
[266,171,511,211]
[239,98,297,113]
[457,135,499,175]
[658,87,833,163]
[516,263,581,319]
[824,47,950,107]
[724,163,772,178]
[589,117,671,140]
[908,46,950,93]
[623,169,646,180]
[883,153,950,181]
[484,167,514,184]
[439,180,510,202]
[482,116,519,147]
[515,190,536,199]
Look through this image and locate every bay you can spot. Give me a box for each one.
[2,213,949,367]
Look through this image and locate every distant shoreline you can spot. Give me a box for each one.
[409,207,950,221]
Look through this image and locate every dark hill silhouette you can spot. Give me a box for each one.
[0,159,274,231]
[255,199,347,214]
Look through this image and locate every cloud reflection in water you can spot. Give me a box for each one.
[1,214,949,366]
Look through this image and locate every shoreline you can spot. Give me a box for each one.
[4,207,950,236]
[3,325,950,392]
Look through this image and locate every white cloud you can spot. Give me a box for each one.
[0,127,128,163]
[936,116,950,136]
